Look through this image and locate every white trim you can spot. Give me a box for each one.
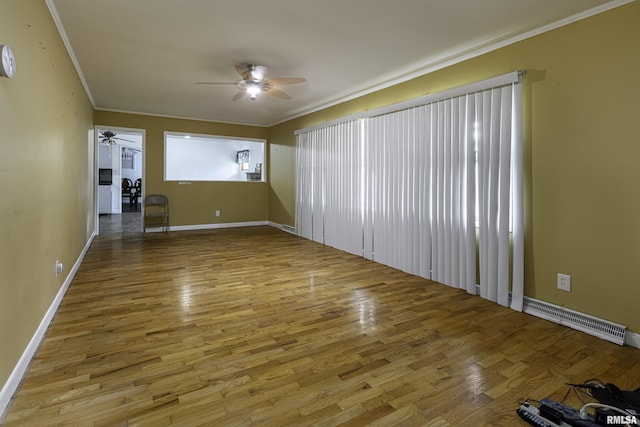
[510,76,525,312]
[46,0,632,129]
[145,221,269,233]
[164,130,266,144]
[95,107,270,129]
[277,0,634,127]
[369,71,521,119]
[163,131,267,183]
[44,0,95,107]
[294,114,365,136]
[0,233,96,420]
[147,221,296,234]
[1,226,637,421]
[95,125,146,234]
[625,331,640,349]
[295,71,522,135]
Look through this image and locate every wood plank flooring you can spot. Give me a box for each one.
[3,226,640,426]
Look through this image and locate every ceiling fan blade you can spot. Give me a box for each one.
[266,87,292,100]
[232,90,246,101]
[195,81,237,85]
[114,137,135,143]
[268,77,306,86]
[235,64,248,76]
[198,65,305,101]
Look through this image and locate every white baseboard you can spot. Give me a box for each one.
[0,232,96,420]
[146,220,269,233]
[145,220,294,234]
[4,224,637,422]
[271,227,640,348]
[625,330,640,349]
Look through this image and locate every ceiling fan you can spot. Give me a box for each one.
[99,130,135,146]
[196,64,306,101]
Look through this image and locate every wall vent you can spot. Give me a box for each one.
[523,297,626,345]
[281,224,296,234]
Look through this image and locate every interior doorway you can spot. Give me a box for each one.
[96,126,145,235]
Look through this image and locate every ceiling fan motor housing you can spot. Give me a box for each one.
[243,64,266,83]
[197,63,304,101]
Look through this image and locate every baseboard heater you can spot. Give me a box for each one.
[281,224,296,234]
[522,296,626,345]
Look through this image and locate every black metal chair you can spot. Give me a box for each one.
[132,178,142,204]
[122,178,133,204]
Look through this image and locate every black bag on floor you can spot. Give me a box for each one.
[590,383,640,414]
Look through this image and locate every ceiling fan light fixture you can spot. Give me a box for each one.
[246,83,261,100]
[250,69,264,82]
[197,64,305,102]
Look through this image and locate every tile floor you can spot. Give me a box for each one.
[99,203,142,234]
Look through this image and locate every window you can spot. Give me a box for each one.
[295,71,524,311]
[164,132,265,182]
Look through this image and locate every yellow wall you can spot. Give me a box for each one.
[269,2,640,333]
[2,0,639,395]
[0,0,94,385]
[93,111,270,227]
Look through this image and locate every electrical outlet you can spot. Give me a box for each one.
[215,210,220,217]
[557,273,571,292]
[55,260,64,277]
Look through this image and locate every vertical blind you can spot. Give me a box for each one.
[295,71,523,310]
[295,119,364,256]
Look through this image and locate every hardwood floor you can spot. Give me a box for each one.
[3,226,639,426]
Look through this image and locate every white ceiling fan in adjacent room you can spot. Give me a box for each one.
[196,64,306,101]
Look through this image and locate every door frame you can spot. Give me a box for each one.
[94,125,146,235]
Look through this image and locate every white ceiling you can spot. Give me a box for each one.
[49,0,627,127]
